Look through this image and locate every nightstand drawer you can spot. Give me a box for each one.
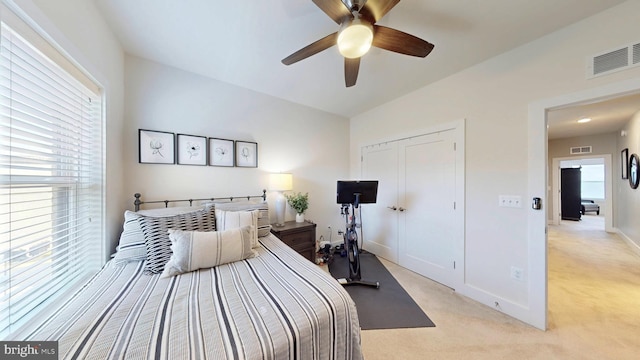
[279,231,314,250]
[270,221,317,262]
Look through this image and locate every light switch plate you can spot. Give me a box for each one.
[499,195,522,208]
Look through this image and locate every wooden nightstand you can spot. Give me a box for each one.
[270,221,317,262]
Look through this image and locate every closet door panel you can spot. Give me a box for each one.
[361,142,399,262]
[398,130,456,287]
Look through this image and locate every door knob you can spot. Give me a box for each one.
[398,207,406,212]
[387,206,397,211]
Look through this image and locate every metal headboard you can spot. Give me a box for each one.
[134,190,267,212]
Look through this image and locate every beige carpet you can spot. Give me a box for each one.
[360,215,640,359]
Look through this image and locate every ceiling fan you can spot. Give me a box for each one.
[281,0,434,87]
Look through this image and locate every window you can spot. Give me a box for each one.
[581,164,605,199]
[0,5,104,337]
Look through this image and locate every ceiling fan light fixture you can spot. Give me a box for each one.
[337,18,373,59]
[282,0,433,87]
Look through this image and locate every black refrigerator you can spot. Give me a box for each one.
[561,167,581,221]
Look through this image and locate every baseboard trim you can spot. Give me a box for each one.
[456,283,546,331]
[616,229,640,257]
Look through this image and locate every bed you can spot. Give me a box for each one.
[17,192,363,360]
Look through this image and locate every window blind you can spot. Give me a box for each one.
[0,5,104,337]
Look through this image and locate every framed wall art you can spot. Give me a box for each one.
[621,148,629,179]
[235,141,258,168]
[209,138,234,167]
[139,129,175,164]
[177,134,207,166]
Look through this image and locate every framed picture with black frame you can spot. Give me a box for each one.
[235,141,258,168]
[177,133,207,166]
[621,148,629,179]
[209,138,234,167]
[139,129,175,164]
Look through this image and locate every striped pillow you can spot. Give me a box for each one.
[215,209,259,248]
[138,206,216,274]
[112,206,206,265]
[112,211,147,265]
[160,226,256,278]
[213,201,271,237]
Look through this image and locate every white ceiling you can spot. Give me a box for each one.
[94,0,633,131]
[547,92,640,140]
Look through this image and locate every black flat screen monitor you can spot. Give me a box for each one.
[336,180,378,205]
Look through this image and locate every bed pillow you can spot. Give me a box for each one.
[160,226,256,278]
[138,206,216,274]
[215,209,259,248]
[211,201,271,237]
[112,206,207,265]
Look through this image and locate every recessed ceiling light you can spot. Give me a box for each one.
[577,117,591,123]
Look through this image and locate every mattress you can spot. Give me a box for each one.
[22,235,362,360]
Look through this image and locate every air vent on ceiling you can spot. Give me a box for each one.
[588,42,640,78]
[570,146,592,155]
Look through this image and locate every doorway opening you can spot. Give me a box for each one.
[551,155,612,232]
[528,77,640,330]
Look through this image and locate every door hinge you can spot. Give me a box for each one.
[453,261,456,269]
[453,201,456,210]
[453,142,456,151]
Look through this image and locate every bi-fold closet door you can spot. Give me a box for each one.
[361,129,461,289]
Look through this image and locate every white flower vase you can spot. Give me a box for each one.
[296,213,305,223]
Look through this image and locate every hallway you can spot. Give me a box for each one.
[548,214,640,357]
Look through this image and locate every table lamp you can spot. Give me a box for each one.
[270,173,293,226]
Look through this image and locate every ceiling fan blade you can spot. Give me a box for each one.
[344,57,360,87]
[312,0,352,24]
[360,0,400,23]
[372,25,434,57]
[282,32,338,65]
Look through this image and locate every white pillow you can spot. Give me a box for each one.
[215,209,259,248]
[161,226,256,278]
[208,201,271,237]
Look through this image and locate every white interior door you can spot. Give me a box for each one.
[361,142,399,262]
[398,130,457,287]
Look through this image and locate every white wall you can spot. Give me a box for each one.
[349,0,640,327]
[617,110,640,250]
[123,56,350,249]
[12,0,125,260]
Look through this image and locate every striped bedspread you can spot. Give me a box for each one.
[22,235,362,360]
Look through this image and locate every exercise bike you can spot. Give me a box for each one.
[337,181,380,289]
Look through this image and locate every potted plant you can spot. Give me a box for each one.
[285,192,309,223]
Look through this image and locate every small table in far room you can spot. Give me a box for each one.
[270,221,317,262]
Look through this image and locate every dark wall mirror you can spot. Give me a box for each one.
[630,153,639,189]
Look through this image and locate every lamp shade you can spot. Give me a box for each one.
[269,173,293,191]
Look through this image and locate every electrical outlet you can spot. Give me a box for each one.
[510,266,524,281]
[333,229,345,247]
